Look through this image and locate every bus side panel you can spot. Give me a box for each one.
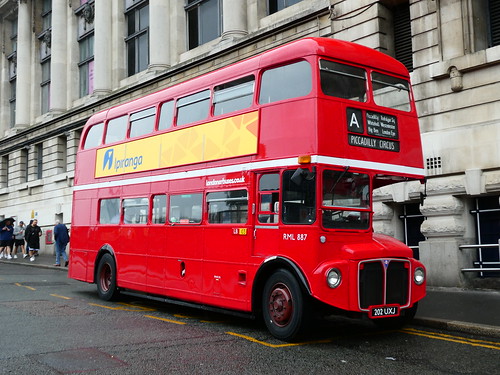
[146,225,167,295]
[163,226,204,303]
[202,226,253,311]
[114,225,148,291]
[69,193,96,282]
[258,99,317,159]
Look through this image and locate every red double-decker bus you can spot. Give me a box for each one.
[69,37,426,341]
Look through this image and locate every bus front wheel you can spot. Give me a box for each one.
[262,269,308,341]
[96,253,119,301]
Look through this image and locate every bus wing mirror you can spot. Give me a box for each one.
[291,168,315,186]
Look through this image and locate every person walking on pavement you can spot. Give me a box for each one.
[0,218,15,259]
[25,219,42,262]
[53,220,70,267]
[13,220,27,259]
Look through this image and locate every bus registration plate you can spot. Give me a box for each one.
[369,305,400,319]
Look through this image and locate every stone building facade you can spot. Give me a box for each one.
[0,0,499,288]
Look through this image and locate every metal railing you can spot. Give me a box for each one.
[459,243,500,276]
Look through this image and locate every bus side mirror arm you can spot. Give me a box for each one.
[420,177,427,206]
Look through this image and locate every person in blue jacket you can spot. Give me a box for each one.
[0,218,15,260]
[53,220,70,267]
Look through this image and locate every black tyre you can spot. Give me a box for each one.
[96,253,119,301]
[373,303,418,330]
[262,269,309,341]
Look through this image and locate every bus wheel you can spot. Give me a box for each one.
[96,253,119,301]
[262,269,308,341]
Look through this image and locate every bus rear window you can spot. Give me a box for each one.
[105,115,128,144]
[169,193,202,224]
[213,76,254,116]
[152,194,167,224]
[259,60,312,104]
[129,107,156,138]
[176,90,210,126]
[372,72,411,112]
[158,100,174,131]
[320,60,367,102]
[99,198,120,224]
[123,197,149,224]
[83,122,104,149]
[207,190,248,224]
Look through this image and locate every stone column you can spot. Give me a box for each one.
[419,194,472,287]
[221,0,248,41]
[93,0,112,95]
[15,0,31,127]
[148,0,170,72]
[50,0,68,113]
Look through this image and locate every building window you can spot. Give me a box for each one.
[125,0,149,76]
[8,19,17,128]
[470,196,500,276]
[76,1,95,97]
[35,143,43,180]
[41,61,51,114]
[21,148,28,183]
[39,0,52,114]
[268,0,302,15]
[489,0,500,47]
[9,81,16,129]
[392,3,413,72]
[398,203,425,259]
[1,155,9,188]
[468,0,500,51]
[56,135,68,174]
[186,0,221,50]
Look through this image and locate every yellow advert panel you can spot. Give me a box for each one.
[95,111,259,178]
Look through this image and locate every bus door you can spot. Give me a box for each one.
[253,173,281,258]
[203,188,251,309]
[254,169,317,267]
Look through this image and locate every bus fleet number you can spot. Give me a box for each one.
[283,233,308,241]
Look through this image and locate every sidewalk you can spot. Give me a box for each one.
[1,252,499,337]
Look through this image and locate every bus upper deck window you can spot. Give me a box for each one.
[259,60,312,104]
[105,115,128,144]
[83,122,104,149]
[176,90,210,126]
[371,72,411,112]
[214,76,254,116]
[158,100,174,131]
[319,60,367,102]
[129,107,156,138]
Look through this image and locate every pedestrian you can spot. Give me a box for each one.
[0,218,15,259]
[25,219,42,262]
[13,220,27,259]
[53,220,70,267]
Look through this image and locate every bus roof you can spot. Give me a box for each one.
[93,38,409,122]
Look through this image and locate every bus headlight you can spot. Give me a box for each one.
[326,268,341,288]
[414,267,425,285]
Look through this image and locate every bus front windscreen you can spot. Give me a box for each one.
[322,170,370,230]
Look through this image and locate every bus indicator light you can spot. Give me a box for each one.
[298,155,311,164]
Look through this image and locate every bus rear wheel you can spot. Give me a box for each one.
[262,269,308,341]
[96,253,119,301]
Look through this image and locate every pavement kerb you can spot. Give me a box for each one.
[2,258,500,339]
[0,258,68,271]
[413,317,500,339]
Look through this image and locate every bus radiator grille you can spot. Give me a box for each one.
[359,260,409,309]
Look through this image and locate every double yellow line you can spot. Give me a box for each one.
[401,328,500,351]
